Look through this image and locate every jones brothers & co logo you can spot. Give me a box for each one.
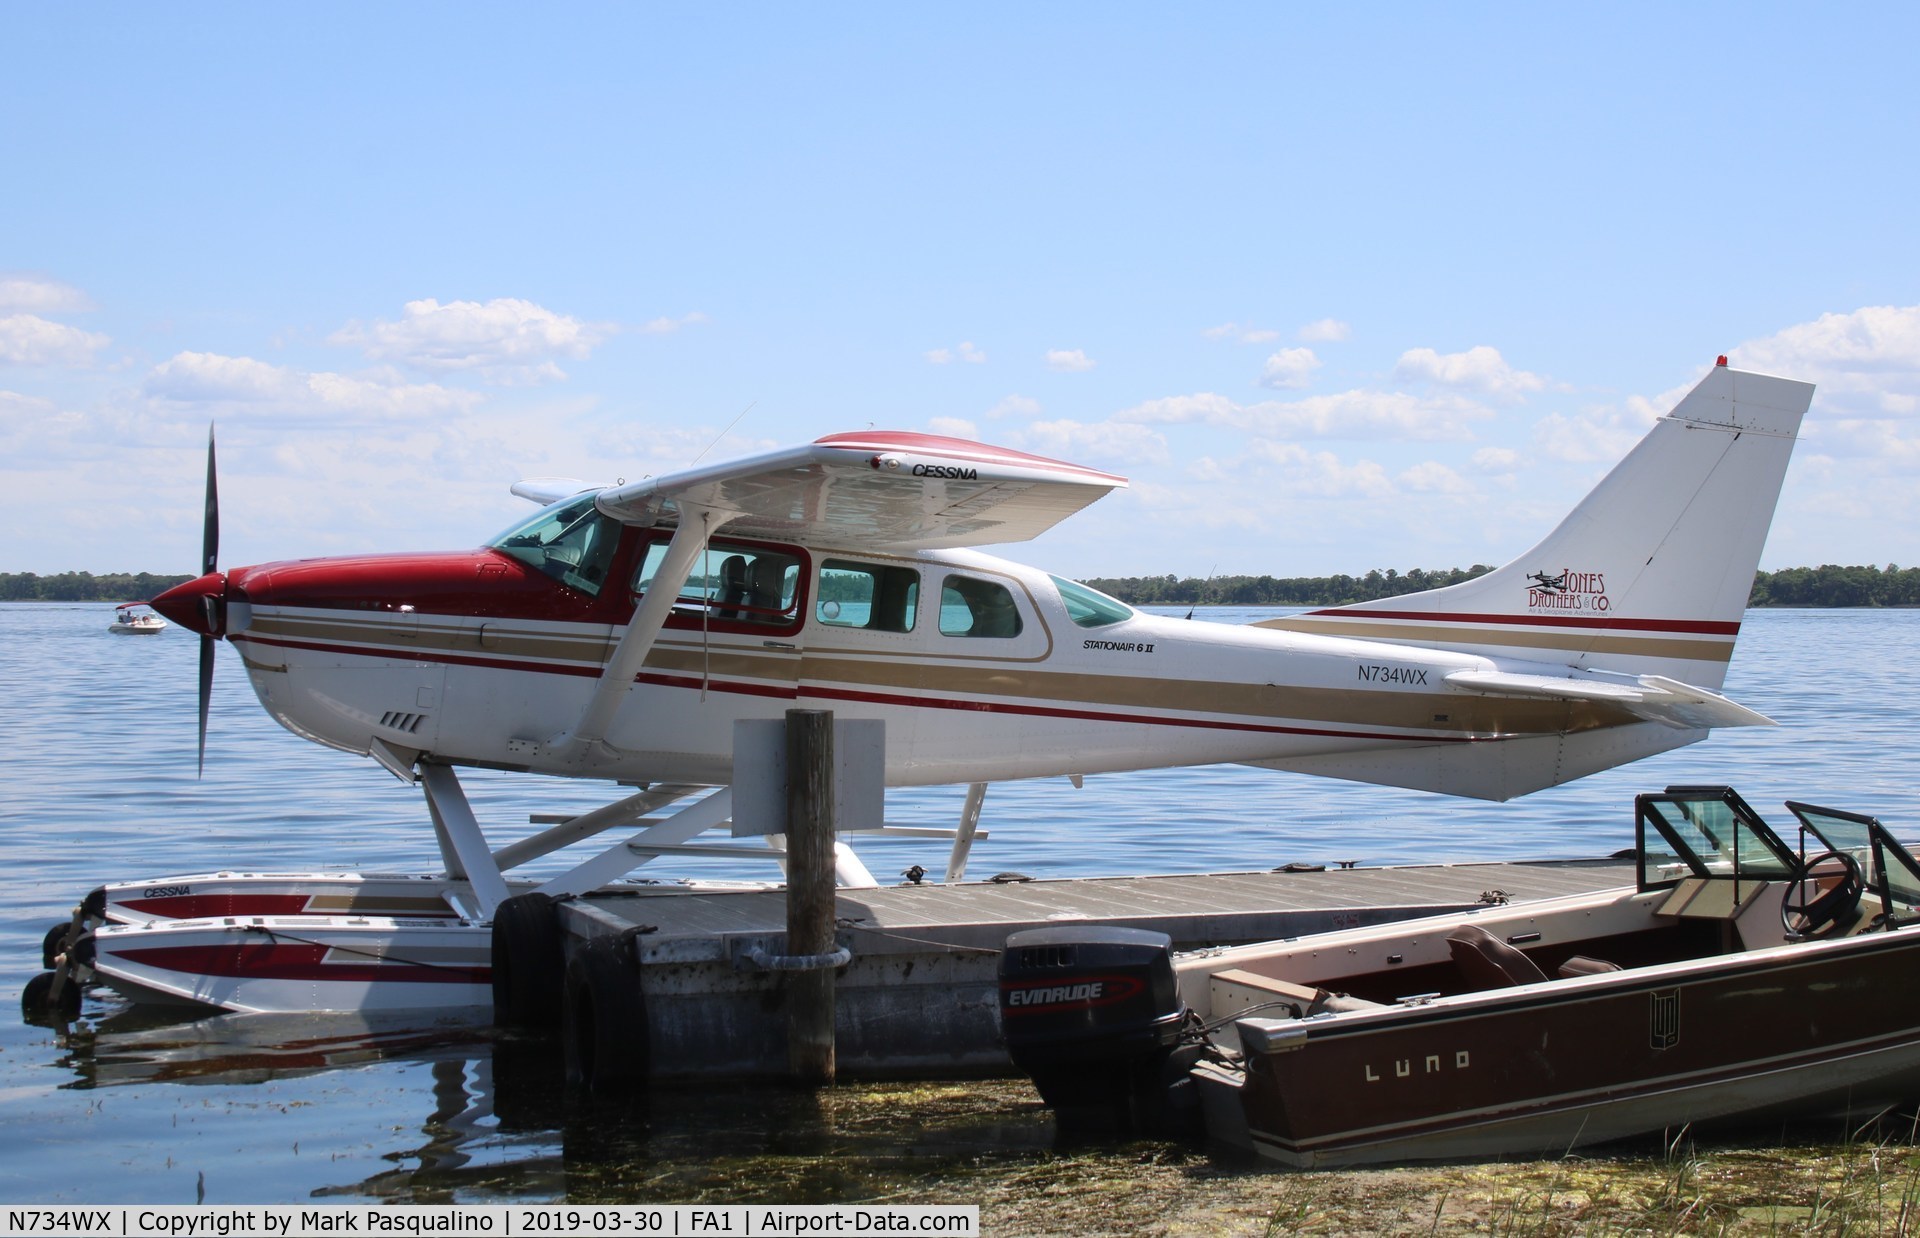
[1527,568,1611,613]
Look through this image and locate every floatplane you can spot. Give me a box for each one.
[32,359,1814,1017]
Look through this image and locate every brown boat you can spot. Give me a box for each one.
[999,787,1920,1166]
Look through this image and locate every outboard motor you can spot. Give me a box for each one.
[998,925,1198,1135]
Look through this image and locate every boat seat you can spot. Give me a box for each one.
[1556,955,1622,978]
[1447,923,1548,989]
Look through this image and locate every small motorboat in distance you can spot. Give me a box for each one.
[1000,787,1920,1167]
[107,603,168,634]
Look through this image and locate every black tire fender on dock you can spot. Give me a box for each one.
[563,932,649,1095]
[491,893,564,1029]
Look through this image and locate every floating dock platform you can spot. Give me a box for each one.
[557,857,1636,1081]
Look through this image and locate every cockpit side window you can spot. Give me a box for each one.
[817,560,919,632]
[940,575,1023,638]
[632,539,801,625]
[488,493,622,596]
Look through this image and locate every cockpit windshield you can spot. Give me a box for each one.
[1051,575,1132,628]
[488,492,622,596]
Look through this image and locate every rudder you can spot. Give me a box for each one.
[1259,362,1813,690]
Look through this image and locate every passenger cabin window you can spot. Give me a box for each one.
[488,492,622,596]
[632,540,800,625]
[817,560,919,632]
[940,575,1023,638]
[1052,575,1132,628]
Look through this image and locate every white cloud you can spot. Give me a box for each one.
[0,314,110,366]
[1531,407,1650,465]
[1470,446,1521,472]
[144,351,478,420]
[1729,305,1920,420]
[637,311,708,335]
[0,274,93,314]
[1013,419,1169,466]
[1118,387,1492,441]
[927,416,979,439]
[330,297,610,384]
[1240,441,1394,498]
[1203,322,1280,344]
[1298,318,1351,343]
[1258,346,1321,390]
[1394,345,1545,398]
[1397,460,1473,495]
[986,394,1042,419]
[926,340,987,365]
[146,351,297,402]
[1045,348,1096,372]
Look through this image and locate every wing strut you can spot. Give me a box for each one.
[546,503,718,766]
[945,782,988,882]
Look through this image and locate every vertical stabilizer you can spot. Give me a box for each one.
[1258,363,1813,689]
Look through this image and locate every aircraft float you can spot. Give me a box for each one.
[30,359,1814,1015]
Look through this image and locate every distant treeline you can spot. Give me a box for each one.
[1087,564,1920,610]
[1083,566,1497,608]
[0,572,194,602]
[7,563,1920,608]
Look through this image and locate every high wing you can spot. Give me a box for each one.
[537,431,1125,766]
[511,478,602,506]
[586,431,1127,551]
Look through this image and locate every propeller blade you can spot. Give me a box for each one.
[197,633,214,778]
[198,423,219,776]
[202,425,220,576]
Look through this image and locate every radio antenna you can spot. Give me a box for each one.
[688,401,757,468]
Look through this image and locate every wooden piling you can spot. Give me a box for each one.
[784,708,836,1086]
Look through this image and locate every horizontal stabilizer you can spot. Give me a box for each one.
[1445,668,1773,730]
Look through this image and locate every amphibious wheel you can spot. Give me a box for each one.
[1780,849,1865,937]
[40,921,72,971]
[491,893,564,1028]
[562,934,649,1095]
[21,971,80,1022]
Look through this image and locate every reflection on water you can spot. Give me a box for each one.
[8,603,1920,1203]
[22,1005,1050,1205]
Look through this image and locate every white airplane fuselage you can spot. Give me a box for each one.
[155,363,1815,804]
[214,541,1670,797]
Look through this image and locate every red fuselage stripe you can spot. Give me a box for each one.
[114,943,487,985]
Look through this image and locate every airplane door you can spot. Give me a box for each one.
[601,537,807,759]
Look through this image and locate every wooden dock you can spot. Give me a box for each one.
[558,857,1636,1081]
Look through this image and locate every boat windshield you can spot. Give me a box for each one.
[1635,786,1801,890]
[1790,801,1920,927]
[488,492,622,596]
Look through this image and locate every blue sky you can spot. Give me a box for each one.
[5,5,1919,580]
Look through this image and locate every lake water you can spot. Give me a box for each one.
[2,602,1916,1205]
